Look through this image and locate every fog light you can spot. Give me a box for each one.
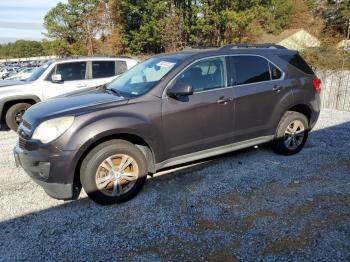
[38,162,51,179]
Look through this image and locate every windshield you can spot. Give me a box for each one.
[107,57,179,97]
[26,61,54,81]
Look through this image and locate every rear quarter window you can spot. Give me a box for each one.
[116,61,128,75]
[279,54,314,75]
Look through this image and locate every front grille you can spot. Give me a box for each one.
[19,137,27,149]
[22,120,32,130]
[18,137,38,151]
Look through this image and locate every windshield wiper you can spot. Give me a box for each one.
[107,88,123,97]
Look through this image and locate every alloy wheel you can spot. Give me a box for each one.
[95,154,139,197]
[284,120,305,150]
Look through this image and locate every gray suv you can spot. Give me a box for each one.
[14,44,321,205]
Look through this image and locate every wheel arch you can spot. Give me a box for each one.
[0,96,40,129]
[73,133,156,190]
[288,104,312,124]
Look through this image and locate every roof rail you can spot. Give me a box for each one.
[183,46,219,50]
[220,43,287,50]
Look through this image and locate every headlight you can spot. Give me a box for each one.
[32,116,74,144]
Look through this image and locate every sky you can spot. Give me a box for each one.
[0,0,67,43]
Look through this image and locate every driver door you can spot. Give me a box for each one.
[161,57,235,160]
[43,61,88,99]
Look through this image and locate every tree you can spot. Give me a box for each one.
[0,40,44,58]
[119,0,169,53]
[324,0,350,39]
[44,0,99,55]
[161,2,185,52]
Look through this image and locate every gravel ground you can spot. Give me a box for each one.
[0,109,349,261]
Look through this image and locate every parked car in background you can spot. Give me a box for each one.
[0,57,139,131]
[5,67,35,80]
[14,44,321,205]
[0,68,10,79]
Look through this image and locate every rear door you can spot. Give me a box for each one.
[42,61,88,99]
[229,55,289,142]
[161,56,235,159]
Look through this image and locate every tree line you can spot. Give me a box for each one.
[0,0,349,68]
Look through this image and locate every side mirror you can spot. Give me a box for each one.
[51,74,63,83]
[166,82,194,97]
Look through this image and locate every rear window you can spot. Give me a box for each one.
[92,61,115,78]
[231,56,271,85]
[279,54,314,75]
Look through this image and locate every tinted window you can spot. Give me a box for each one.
[56,62,86,81]
[279,54,314,75]
[174,57,226,92]
[116,61,128,75]
[231,56,270,85]
[269,63,282,79]
[92,61,115,79]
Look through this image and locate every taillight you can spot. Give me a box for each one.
[313,78,321,94]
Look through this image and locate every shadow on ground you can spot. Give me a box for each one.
[0,121,349,261]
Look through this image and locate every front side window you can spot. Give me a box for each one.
[231,56,270,85]
[172,57,227,92]
[107,57,179,97]
[56,62,86,81]
[92,61,115,79]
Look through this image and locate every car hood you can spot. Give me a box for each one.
[23,91,127,127]
[0,80,29,87]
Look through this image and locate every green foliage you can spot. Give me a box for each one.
[324,0,350,38]
[1,0,347,61]
[44,0,99,54]
[0,40,44,58]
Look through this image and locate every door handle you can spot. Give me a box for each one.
[77,84,87,88]
[217,97,233,104]
[272,85,282,92]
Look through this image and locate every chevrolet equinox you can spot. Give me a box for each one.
[14,44,321,205]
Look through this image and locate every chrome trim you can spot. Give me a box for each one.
[162,54,285,98]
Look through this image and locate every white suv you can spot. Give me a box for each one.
[0,57,138,131]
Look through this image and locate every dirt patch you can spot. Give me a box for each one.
[207,251,239,262]
[244,210,278,228]
[260,212,349,256]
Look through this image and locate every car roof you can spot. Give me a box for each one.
[52,56,138,63]
[153,46,297,62]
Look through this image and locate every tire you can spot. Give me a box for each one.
[80,139,148,205]
[5,103,32,131]
[273,111,309,155]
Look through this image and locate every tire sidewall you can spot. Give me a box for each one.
[274,112,309,155]
[80,141,147,205]
[6,103,31,131]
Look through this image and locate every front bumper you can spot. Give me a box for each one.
[14,143,80,200]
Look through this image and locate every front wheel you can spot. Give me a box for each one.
[5,103,32,131]
[273,111,309,155]
[80,139,148,205]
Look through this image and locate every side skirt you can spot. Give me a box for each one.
[155,135,274,171]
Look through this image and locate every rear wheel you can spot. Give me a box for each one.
[273,111,309,155]
[5,103,32,131]
[80,139,147,205]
